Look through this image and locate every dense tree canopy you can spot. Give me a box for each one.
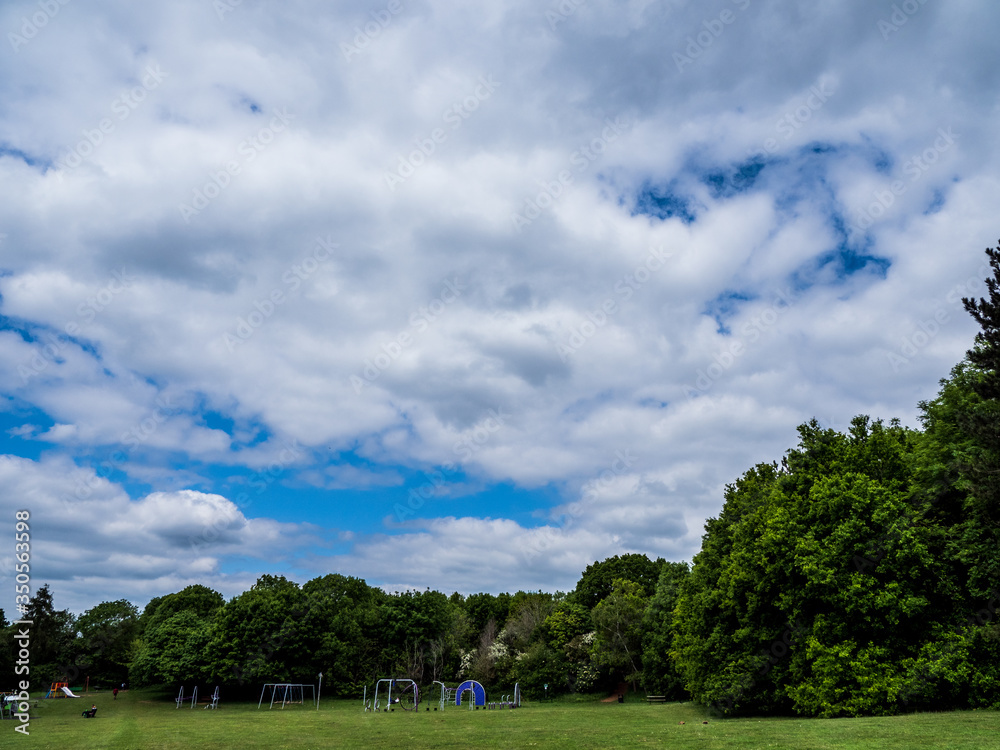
[299,573,386,694]
[591,579,647,689]
[72,599,139,686]
[674,418,941,716]
[641,561,689,698]
[573,553,666,610]
[129,584,224,688]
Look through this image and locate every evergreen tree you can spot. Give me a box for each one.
[957,242,1000,593]
[962,242,1000,400]
[24,585,76,683]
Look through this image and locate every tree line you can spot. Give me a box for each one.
[0,555,687,702]
[3,244,1000,717]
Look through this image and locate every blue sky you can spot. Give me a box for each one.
[0,0,998,613]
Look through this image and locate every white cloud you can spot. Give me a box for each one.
[0,455,320,611]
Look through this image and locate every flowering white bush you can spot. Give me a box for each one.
[574,663,602,692]
[458,649,475,677]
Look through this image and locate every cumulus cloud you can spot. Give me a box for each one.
[0,455,320,610]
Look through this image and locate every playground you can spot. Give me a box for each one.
[4,687,998,750]
[43,682,83,698]
[363,678,520,713]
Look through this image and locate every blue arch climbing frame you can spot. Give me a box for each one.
[454,680,485,707]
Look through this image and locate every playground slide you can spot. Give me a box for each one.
[60,687,81,698]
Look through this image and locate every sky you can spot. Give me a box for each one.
[1,0,998,615]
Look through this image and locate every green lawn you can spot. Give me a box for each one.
[6,689,1000,749]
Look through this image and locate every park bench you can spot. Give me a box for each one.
[646,695,666,704]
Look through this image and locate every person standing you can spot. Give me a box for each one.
[113,687,119,700]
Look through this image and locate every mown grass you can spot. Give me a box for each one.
[6,688,1000,749]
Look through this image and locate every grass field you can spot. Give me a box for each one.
[5,689,1000,749]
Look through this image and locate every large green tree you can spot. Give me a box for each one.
[132,610,215,687]
[380,589,453,684]
[463,592,513,649]
[71,599,139,687]
[573,554,664,610]
[896,244,1000,708]
[591,578,647,691]
[130,584,224,687]
[641,561,689,698]
[299,574,386,695]
[666,247,1000,718]
[539,601,596,692]
[673,418,952,717]
[138,584,224,635]
[207,575,308,690]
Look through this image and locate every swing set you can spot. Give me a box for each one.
[175,686,221,709]
[257,683,317,709]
